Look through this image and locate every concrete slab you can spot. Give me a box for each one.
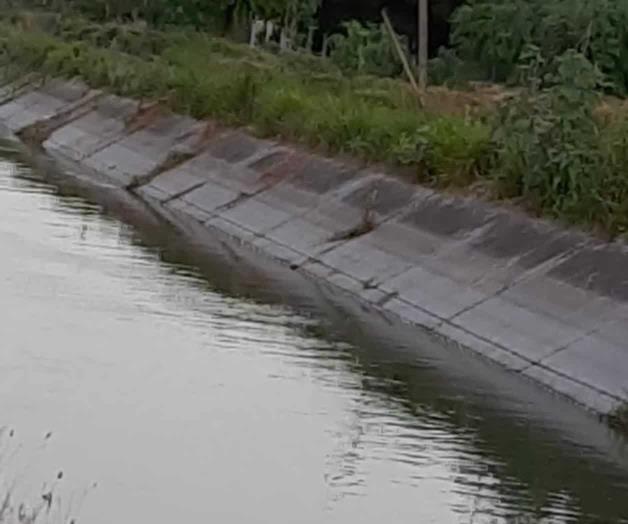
[522,364,620,415]
[288,155,360,195]
[340,173,416,218]
[401,190,493,239]
[37,78,90,101]
[471,209,579,270]
[1,95,65,132]
[252,237,303,265]
[436,323,532,371]
[84,142,159,186]
[452,295,586,362]
[318,237,413,286]
[0,91,47,120]
[138,168,206,203]
[44,95,140,160]
[380,265,487,320]
[384,198,554,297]
[301,260,334,280]
[205,130,273,164]
[352,217,446,263]
[206,215,257,243]
[166,198,213,223]
[501,275,620,333]
[246,149,291,173]
[326,271,367,296]
[536,317,628,401]
[264,217,334,257]
[549,240,628,303]
[0,81,91,133]
[175,150,276,196]
[217,197,294,236]
[418,240,512,297]
[178,182,240,216]
[84,113,199,186]
[381,297,442,330]
[262,173,416,259]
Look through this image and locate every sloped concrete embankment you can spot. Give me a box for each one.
[2,78,627,416]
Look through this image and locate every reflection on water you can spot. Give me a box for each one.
[1,141,628,524]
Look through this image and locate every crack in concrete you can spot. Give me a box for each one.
[18,91,104,146]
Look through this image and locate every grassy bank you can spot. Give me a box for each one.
[0,11,628,236]
[0,12,491,184]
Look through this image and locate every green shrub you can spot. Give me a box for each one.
[490,49,628,234]
[3,11,628,235]
[452,0,628,94]
[329,20,403,77]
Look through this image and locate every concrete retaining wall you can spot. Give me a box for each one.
[3,78,627,416]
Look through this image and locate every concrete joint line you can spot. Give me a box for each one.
[446,319,536,367]
[0,74,41,106]
[154,181,207,206]
[446,243,587,325]
[19,91,104,145]
[523,360,621,402]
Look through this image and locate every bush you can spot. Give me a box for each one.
[329,20,403,77]
[452,0,628,94]
[490,48,628,234]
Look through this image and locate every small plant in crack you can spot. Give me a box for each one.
[607,401,628,433]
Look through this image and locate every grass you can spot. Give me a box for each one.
[0,11,492,189]
[0,427,84,524]
[0,10,628,237]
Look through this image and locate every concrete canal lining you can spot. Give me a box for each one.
[2,78,627,417]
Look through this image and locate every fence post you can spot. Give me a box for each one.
[417,0,429,90]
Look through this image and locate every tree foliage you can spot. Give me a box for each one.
[451,0,628,93]
[329,21,403,77]
[4,0,321,31]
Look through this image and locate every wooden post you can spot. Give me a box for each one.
[306,26,316,52]
[418,0,428,90]
[382,9,421,97]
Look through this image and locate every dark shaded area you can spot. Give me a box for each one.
[317,0,463,56]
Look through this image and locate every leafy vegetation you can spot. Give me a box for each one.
[489,47,628,234]
[328,21,403,77]
[0,15,489,187]
[4,0,323,39]
[2,2,628,236]
[451,0,628,94]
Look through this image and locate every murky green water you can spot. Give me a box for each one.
[1,142,628,524]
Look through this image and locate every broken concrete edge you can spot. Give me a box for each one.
[2,77,627,422]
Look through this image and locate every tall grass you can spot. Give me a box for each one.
[0,16,491,188]
[0,427,86,524]
[0,12,628,236]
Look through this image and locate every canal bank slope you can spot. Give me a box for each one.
[1,78,627,418]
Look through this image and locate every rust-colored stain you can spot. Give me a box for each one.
[196,121,223,147]
[124,99,169,133]
[257,152,307,188]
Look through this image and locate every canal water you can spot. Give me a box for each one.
[1,140,628,524]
